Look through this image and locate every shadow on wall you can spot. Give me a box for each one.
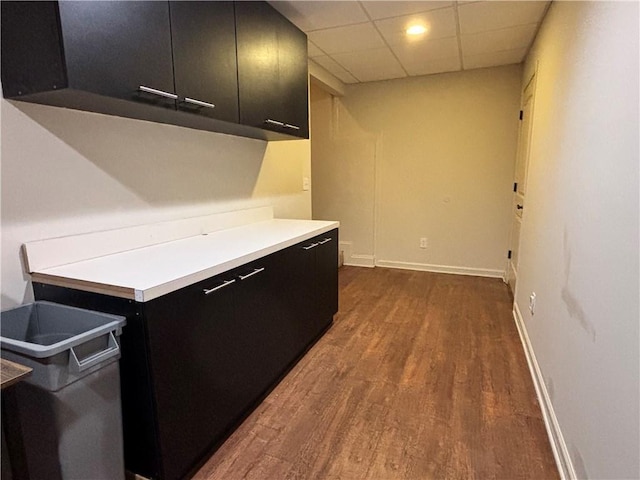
[1,101,267,222]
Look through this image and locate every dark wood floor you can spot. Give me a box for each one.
[195,266,559,480]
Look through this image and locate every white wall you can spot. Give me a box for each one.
[516,2,639,478]
[311,65,521,275]
[1,100,311,307]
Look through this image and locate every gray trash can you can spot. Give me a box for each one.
[1,301,126,480]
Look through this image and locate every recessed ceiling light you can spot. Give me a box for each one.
[406,25,427,36]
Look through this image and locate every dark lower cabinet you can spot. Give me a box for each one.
[33,229,338,480]
[144,271,239,480]
[315,233,340,324]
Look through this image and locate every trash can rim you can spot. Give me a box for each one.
[1,301,126,359]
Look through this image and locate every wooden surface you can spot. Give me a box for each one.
[1,359,32,389]
[195,266,559,480]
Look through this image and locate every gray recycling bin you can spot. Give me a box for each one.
[1,301,127,480]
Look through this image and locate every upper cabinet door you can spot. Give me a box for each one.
[170,2,239,123]
[58,1,175,107]
[235,1,309,138]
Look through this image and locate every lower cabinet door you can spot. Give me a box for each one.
[315,229,339,325]
[144,271,245,480]
[281,238,322,354]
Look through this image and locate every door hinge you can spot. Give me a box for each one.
[508,250,512,259]
[519,110,523,120]
[513,182,518,192]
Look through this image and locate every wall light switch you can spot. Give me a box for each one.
[302,176,310,191]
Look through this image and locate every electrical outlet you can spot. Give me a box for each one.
[302,176,310,191]
[420,237,428,249]
[529,292,536,315]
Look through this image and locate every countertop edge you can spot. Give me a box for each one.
[33,221,339,302]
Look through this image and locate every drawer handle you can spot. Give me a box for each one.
[265,119,285,127]
[238,267,265,280]
[203,279,235,295]
[516,204,524,210]
[284,123,300,130]
[318,238,332,245]
[303,243,318,250]
[138,85,178,100]
[183,97,215,109]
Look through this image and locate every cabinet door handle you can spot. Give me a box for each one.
[265,119,285,127]
[138,85,178,100]
[516,204,524,210]
[203,279,235,295]
[264,119,301,131]
[183,97,215,109]
[318,238,332,245]
[303,243,318,250]
[238,267,265,280]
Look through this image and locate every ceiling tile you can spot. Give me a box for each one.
[404,55,461,76]
[311,56,359,84]
[268,1,369,32]
[332,48,406,83]
[360,1,452,20]
[461,23,538,57]
[308,22,386,55]
[374,7,457,44]
[390,36,459,65]
[307,40,325,58]
[463,47,528,69]
[458,1,549,35]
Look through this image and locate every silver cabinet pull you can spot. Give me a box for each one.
[303,243,318,250]
[318,238,332,245]
[138,85,178,100]
[265,119,285,127]
[238,267,265,280]
[203,279,235,295]
[183,97,215,109]
[265,119,301,131]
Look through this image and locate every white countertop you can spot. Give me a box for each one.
[31,219,338,302]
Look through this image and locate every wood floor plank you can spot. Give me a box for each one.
[195,267,559,480]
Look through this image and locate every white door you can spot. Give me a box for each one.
[507,75,536,296]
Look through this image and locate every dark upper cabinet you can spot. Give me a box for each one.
[58,1,175,106]
[0,1,66,98]
[1,1,308,141]
[235,1,309,138]
[170,1,239,123]
[0,1,176,108]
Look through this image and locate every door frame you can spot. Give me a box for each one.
[506,67,538,297]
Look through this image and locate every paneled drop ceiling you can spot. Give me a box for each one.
[269,1,550,83]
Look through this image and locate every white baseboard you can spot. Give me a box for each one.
[339,241,375,268]
[345,254,375,268]
[375,259,504,278]
[512,303,576,480]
